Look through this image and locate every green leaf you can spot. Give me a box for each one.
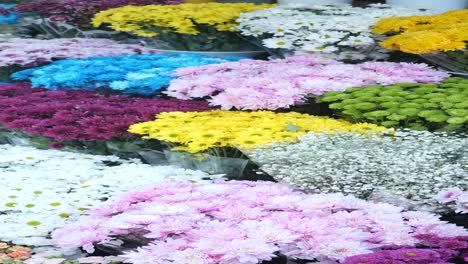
[418,110,446,118]
[447,109,468,117]
[329,103,344,109]
[363,110,390,120]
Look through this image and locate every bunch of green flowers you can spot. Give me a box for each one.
[317,77,468,131]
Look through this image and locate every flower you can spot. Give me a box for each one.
[0,38,158,68]
[436,188,468,214]
[0,144,222,247]
[128,110,386,153]
[11,54,243,95]
[166,56,449,110]
[0,83,213,142]
[14,0,182,28]
[317,77,468,131]
[373,9,468,54]
[247,130,468,211]
[237,4,434,60]
[52,181,467,262]
[92,3,273,37]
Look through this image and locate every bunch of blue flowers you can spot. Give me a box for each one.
[12,54,243,96]
[0,4,19,24]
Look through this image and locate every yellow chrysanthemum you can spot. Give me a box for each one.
[92,3,274,36]
[373,9,468,54]
[128,110,387,153]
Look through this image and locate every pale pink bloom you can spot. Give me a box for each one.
[316,240,372,261]
[455,193,468,213]
[435,187,464,203]
[169,248,214,264]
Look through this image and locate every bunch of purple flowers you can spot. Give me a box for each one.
[0,83,212,142]
[344,234,468,264]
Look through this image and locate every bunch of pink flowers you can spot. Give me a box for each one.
[0,38,157,67]
[166,56,449,110]
[52,181,467,264]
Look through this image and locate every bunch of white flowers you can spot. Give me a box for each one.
[237,4,435,61]
[0,144,223,247]
[247,130,467,211]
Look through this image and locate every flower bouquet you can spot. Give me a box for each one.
[13,0,182,39]
[11,54,243,96]
[166,56,449,110]
[317,77,468,132]
[247,130,468,212]
[128,110,384,177]
[0,38,158,82]
[0,83,213,156]
[0,144,221,247]
[92,3,274,52]
[52,181,468,263]
[236,4,434,60]
[373,9,468,74]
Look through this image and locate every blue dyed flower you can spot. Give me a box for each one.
[0,4,19,24]
[12,54,243,96]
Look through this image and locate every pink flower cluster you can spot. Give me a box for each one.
[166,56,450,110]
[0,38,158,67]
[435,188,468,214]
[52,181,467,264]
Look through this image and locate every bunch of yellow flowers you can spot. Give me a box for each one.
[92,3,274,37]
[128,110,386,153]
[373,9,468,54]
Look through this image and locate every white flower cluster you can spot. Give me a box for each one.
[247,130,468,211]
[0,144,222,247]
[237,4,434,61]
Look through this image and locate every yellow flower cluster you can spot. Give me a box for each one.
[92,3,273,37]
[373,9,468,54]
[128,110,386,153]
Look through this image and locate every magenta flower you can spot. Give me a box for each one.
[0,83,213,142]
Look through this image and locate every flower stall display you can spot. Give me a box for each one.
[11,54,243,95]
[52,181,467,263]
[246,130,468,211]
[0,144,222,247]
[436,188,468,214]
[373,10,468,55]
[128,110,386,153]
[317,77,468,132]
[13,0,182,29]
[0,83,213,144]
[0,4,18,24]
[236,4,434,60]
[166,56,449,110]
[386,0,468,13]
[91,3,274,52]
[343,234,468,264]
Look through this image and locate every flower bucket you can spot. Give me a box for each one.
[163,150,249,178]
[277,0,352,5]
[386,0,468,12]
